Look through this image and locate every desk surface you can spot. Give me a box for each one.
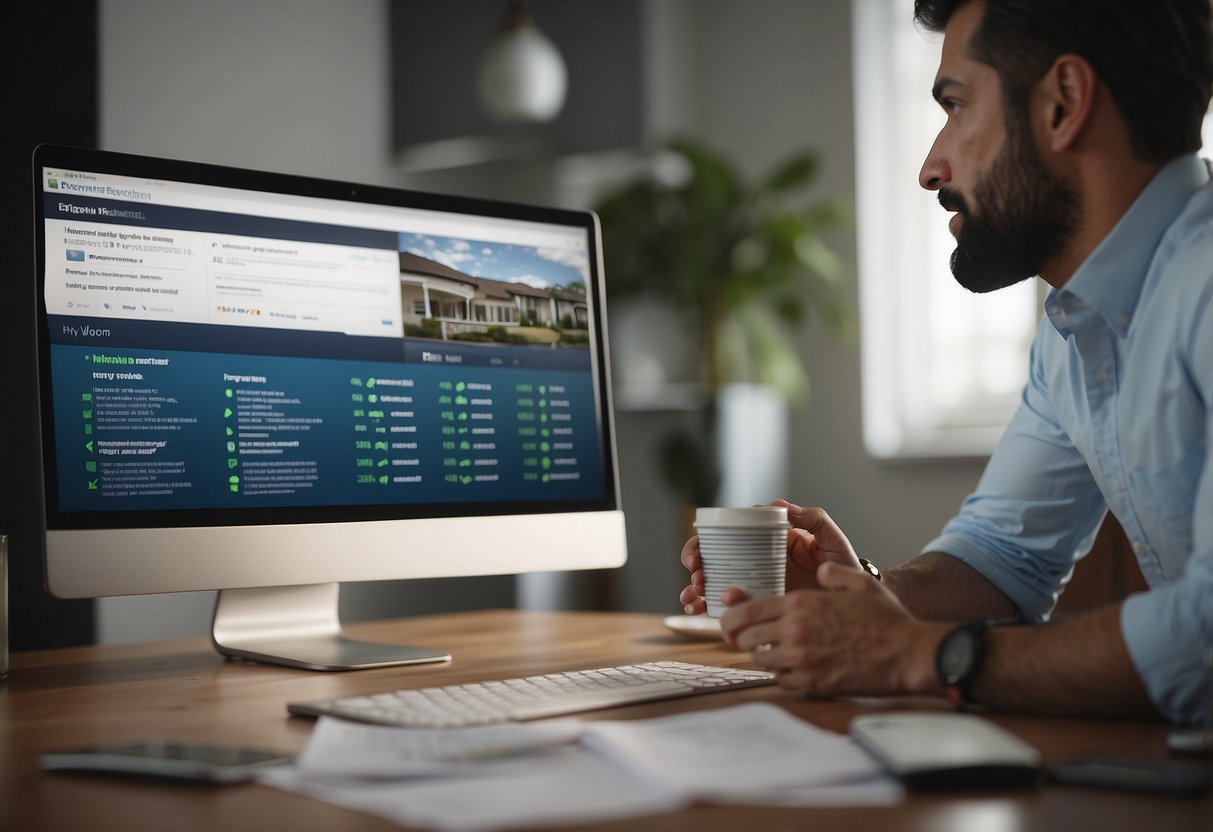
[2,609,1210,831]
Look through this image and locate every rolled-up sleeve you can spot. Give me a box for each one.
[1122,554,1212,723]
[1121,297,1213,724]
[922,332,1108,621]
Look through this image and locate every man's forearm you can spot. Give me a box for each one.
[883,551,1019,622]
[883,555,1160,718]
[970,604,1159,718]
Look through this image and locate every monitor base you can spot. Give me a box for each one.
[210,583,451,671]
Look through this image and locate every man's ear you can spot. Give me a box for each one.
[1034,54,1097,153]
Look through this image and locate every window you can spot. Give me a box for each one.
[852,0,1040,458]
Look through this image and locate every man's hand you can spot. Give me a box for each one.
[718,561,947,697]
[679,500,863,615]
[719,563,1157,718]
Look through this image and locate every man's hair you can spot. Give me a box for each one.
[914,0,1213,164]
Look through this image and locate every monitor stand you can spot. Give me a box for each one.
[210,583,451,671]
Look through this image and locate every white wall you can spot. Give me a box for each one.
[95,0,987,643]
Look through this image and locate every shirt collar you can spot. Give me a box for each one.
[1047,154,1209,339]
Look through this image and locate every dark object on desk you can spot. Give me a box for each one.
[1048,755,1211,797]
[850,712,1042,789]
[40,741,292,785]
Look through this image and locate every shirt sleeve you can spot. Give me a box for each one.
[1120,288,1213,724]
[922,322,1108,622]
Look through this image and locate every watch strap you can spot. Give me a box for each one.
[937,619,992,706]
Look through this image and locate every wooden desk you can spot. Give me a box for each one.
[2,609,1210,831]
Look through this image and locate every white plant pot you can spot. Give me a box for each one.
[714,383,788,508]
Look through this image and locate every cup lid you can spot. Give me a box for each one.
[694,506,790,528]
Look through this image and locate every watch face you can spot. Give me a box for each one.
[938,628,979,684]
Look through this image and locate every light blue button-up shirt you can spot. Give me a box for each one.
[923,154,1213,723]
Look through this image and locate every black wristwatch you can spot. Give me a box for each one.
[934,620,995,706]
[858,558,881,581]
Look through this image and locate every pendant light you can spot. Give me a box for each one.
[476,2,568,122]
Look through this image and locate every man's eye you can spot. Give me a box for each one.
[943,99,963,114]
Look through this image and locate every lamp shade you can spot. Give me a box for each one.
[476,7,568,122]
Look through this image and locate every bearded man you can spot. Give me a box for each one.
[680,0,1213,723]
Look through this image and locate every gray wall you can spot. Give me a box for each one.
[96,0,985,643]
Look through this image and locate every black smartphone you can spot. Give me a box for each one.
[41,740,292,784]
[1048,755,1210,797]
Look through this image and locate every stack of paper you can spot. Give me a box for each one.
[261,703,902,831]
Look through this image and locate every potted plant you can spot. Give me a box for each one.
[593,138,851,508]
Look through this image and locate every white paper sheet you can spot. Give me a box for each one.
[295,716,583,778]
[263,746,688,832]
[263,702,903,830]
[582,702,886,794]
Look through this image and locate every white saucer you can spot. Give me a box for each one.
[661,614,723,640]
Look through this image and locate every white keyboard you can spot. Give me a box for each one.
[287,661,775,728]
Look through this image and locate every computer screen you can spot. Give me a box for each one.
[32,144,626,669]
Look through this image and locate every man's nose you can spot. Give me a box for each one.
[919,134,950,191]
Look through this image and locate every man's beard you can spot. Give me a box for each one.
[941,123,1081,294]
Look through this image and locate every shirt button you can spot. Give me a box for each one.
[1132,541,1147,555]
[1113,480,1127,492]
[1118,313,1129,327]
[1097,370,1112,382]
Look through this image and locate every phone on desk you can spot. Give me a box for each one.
[41,741,292,784]
[850,712,1041,789]
[1048,756,1211,797]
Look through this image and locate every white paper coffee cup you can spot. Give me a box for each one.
[695,507,790,618]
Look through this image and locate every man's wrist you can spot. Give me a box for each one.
[903,621,951,696]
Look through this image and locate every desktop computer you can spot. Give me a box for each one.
[31,144,626,670]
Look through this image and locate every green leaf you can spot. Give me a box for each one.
[760,150,819,194]
[795,234,846,285]
[732,304,809,401]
